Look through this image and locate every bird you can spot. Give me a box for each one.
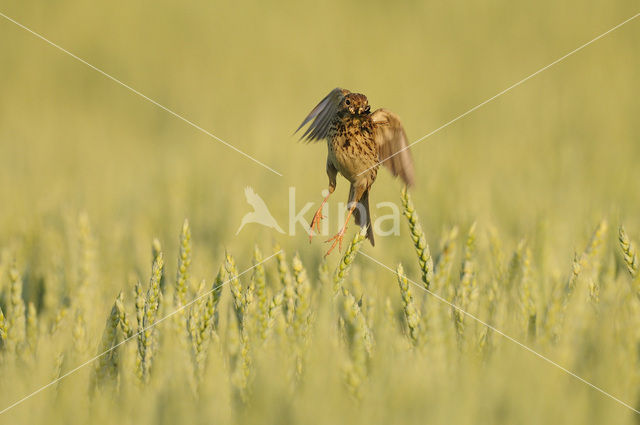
[235,186,285,235]
[296,88,415,256]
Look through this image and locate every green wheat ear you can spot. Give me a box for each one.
[340,288,370,399]
[519,248,537,340]
[274,247,295,327]
[175,219,192,309]
[152,238,166,293]
[251,245,268,340]
[434,226,459,295]
[331,227,373,371]
[401,187,434,289]
[134,280,145,333]
[0,307,7,349]
[333,227,368,295]
[292,253,311,341]
[453,223,477,340]
[137,251,164,384]
[619,226,639,278]
[91,292,123,392]
[619,226,640,298]
[115,291,133,338]
[7,264,26,354]
[564,220,608,302]
[225,253,244,326]
[396,263,422,346]
[26,302,37,355]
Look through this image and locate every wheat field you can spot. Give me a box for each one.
[1,0,640,424]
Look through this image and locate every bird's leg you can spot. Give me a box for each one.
[324,202,357,256]
[312,162,338,243]
[309,191,332,242]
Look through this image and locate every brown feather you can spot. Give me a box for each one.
[371,108,415,187]
[296,88,348,143]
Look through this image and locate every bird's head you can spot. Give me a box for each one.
[341,93,370,116]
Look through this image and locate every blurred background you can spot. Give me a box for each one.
[0,0,639,423]
[1,1,638,266]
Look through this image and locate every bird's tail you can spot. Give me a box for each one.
[353,189,375,246]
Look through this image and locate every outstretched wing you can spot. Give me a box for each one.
[295,88,347,143]
[371,109,415,187]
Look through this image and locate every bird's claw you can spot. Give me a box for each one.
[324,230,345,257]
[309,209,325,243]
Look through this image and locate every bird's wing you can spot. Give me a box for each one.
[371,108,415,187]
[295,88,348,143]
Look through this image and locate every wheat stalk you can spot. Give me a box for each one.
[318,259,331,287]
[401,187,434,289]
[228,305,251,404]
[115,292,134,338]
[292,253,312,376]
[619,226,639,278]
[251,246,269,341]
[76,213,94,311]
[564,221,608,303]
[26,302,37,355]
[137,251,164,383]
[488,227,506,285]
[333,227,367,295]
[396,263,422,346]
[292,253,311,342]
[340,286,371,399]
[210,265,226,331]
[274,247,296,327]
[91,293,123,392]
[225,253,245,327]
[7,265,26,354]
[453,223,477,340]
[175,219,192,309]
[519,248,537,340]
[152,238,166,293]
[0,307,7,350]
[434,226,458,297]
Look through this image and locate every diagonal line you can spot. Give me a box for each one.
[359,251,640,415]
[359,11,640,177]
[0,250,281,416]
[0,11,283,177]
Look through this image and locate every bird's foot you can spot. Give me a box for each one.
[324,229,346,257]
[309,208,325,243]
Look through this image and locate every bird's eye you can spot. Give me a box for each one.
[345,99,351,105]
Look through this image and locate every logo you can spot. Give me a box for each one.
[236,186,401,238]
[236,187,285,235]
